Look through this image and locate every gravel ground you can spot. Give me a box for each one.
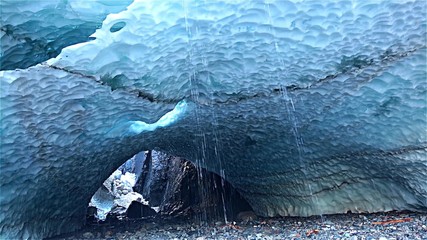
[48,211,427,240]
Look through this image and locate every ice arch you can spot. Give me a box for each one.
[1,0,426,239]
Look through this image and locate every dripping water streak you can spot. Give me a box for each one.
[183,0,218,225]
[264,1,323,222]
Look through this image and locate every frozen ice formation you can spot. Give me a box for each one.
[89,160,150,221]
[1,0,426,239]
[0,0,132,70]
[89,152,154,221]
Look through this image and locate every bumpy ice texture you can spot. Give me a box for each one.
[0,66,180,238]
[0,0,132,70]
[1,0,426,239]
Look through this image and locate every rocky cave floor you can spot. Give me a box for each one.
[47,211,427,240]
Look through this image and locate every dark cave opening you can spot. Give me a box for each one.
[85,150,253,226]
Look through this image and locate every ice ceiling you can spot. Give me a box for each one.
[1,0,426,239]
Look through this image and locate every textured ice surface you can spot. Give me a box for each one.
[48,0,427,103]
[1,0,426,239]
[90,186,115,221]
[0,0,132,70]
[0,65,177,239]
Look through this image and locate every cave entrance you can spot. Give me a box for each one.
[87,150,253,224]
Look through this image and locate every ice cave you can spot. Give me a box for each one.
[0,0,426,239]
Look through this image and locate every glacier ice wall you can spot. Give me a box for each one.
[0,66,181,239]
[1,0,426,239]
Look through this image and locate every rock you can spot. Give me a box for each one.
[126,201,157,219]
[134,150,252,220]
[288,233,300,238]
[82,232,94,239]
[105,231,113,237]
[237,211,258,222]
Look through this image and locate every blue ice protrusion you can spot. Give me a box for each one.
[128,100,188,134]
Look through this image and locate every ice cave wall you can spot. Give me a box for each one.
[0,0,132,70]
[0,0,426,239]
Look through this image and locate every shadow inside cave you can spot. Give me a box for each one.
[85,150,254,226]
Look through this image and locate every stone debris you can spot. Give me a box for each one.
[48,212,427,240]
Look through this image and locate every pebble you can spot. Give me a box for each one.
[288,233,300,238]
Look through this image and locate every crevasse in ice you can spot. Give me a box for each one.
[0,0,426,239]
